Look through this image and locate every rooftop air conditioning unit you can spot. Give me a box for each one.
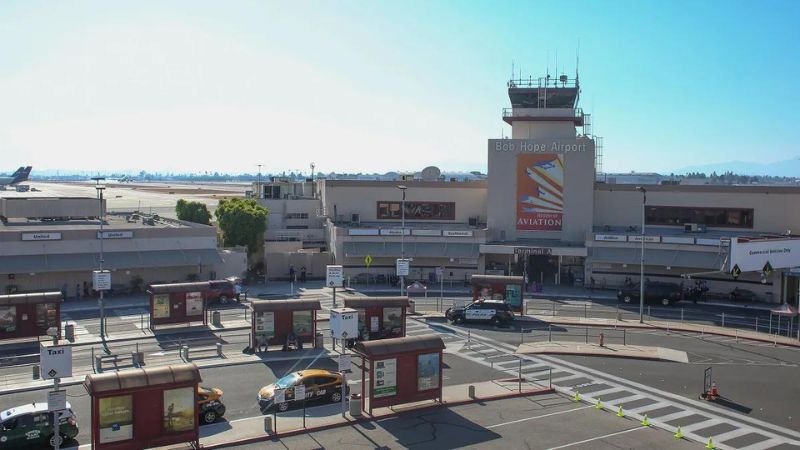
[684,223,699,232]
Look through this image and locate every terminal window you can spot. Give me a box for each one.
[645,206,753,228]
[377,201,456,221]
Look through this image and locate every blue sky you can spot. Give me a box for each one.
[1,1,798,175]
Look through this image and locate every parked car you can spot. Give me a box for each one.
[198,386,226,424]
[617,281,684,306]
[446,300,515,326]
[730,288,759,303]
[257,369,348,413]
[0,402,79,448]
[207,279,237,304]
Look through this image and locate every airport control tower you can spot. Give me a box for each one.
[484,71,596,284]
[503,74,589,140]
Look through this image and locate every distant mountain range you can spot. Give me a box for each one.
[675,158,800,177]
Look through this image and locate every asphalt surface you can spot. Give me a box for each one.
[0,347,507,449]
[225,393,698,450]
[433,316,800,430]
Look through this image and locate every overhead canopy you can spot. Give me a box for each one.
[147,282,211,294]
[0,249,223,274]
[591,247,725,270]
[344,297,410,308]
[471,275,524,285]
[343,242,479,259]
[83,363,201,395]
[355,334,445,358]
[0,291,62,306]
[251,299,322,312]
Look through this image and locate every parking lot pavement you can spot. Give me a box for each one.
[224,393,697,450]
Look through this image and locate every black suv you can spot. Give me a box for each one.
[446,300,515,326]
[617,281,684,306]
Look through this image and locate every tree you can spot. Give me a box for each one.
[214,198,268,255]
[175,199,212,225]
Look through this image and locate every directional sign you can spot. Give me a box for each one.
[274,388,285,404]
[326,265,344,288]
[396,258,410,277]
[294,384,306,401]
[338,354,352,372]
[40,345,72,380]
[763,261,774,276]
[48,390,67,412]
[731,264,742,279]
[364,255,373,268]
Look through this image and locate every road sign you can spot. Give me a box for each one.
[274,388,285,404]
[40,345,72,380]
[364,255,373,268]
[326,265,344,288]
[93,270,111,291]
[763,261,774,276]
[396,258,410,276]
[338,354,352,372]
[731,264,742,279]
[48,390,67,412]
[294,384,306,400]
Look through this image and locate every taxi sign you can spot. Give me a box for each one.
[364,254,373,268]
[40,345,72,380]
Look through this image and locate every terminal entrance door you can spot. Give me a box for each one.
[784,273,800,308]
[526,255,559,286]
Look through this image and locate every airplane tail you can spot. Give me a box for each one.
[12,166,32,184]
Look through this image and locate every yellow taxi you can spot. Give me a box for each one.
[198,386,226,424]
[257,369,347,413]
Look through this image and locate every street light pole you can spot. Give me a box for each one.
[92,177,107,338]
[397,185,408,297]
[636,186,647,323]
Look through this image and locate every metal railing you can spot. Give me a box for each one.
[523,300,800,341]
[518,325,627,346]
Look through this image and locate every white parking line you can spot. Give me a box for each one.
[485,405,592,429]
[545,426,645,449]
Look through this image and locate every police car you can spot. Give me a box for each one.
[446,300,515,326]
[257,369,349,413]
[0,402,79,448]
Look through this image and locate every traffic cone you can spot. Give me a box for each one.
[616,406,625,417]
[573,391,581,402]
[705,437,715,449]
[640,414,650,426]
[674,426,684,439]
[595,399,603,409]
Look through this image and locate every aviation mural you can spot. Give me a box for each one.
[516,153,564,231]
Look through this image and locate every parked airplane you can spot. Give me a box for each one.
[0,166,32,187]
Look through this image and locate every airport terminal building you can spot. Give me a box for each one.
[259,73,800,305]
[0,196,246,296]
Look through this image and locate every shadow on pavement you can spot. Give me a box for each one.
[372,407,500,450]
[713,396,753,414]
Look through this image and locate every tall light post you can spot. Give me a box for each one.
[635,186,647,323]
[91,177,107,338]
[397,185,407,296]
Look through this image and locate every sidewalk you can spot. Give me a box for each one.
[151,378,554,450]
[516,341,689,363]
[2,346,331,395]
